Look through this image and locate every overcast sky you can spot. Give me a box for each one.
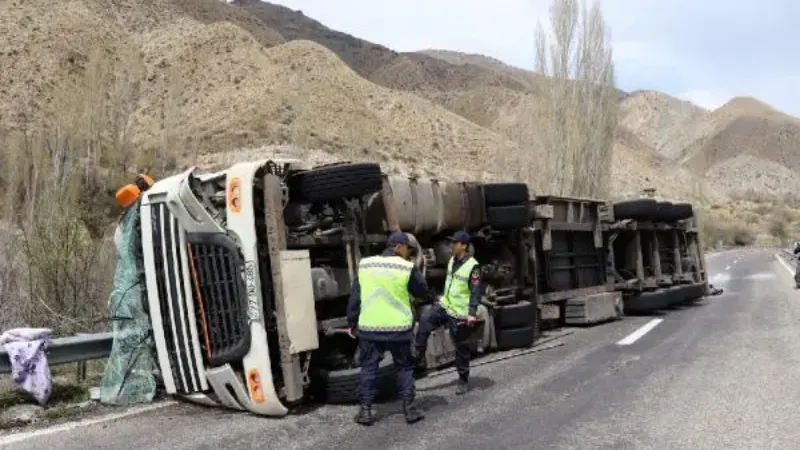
[266,0,800,116]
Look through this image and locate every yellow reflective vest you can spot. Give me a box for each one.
[357,255,415,332]
[440,256,479,319]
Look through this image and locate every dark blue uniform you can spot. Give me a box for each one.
[414,254,484,382]
[794,245,800,287]
[347,248,431,405]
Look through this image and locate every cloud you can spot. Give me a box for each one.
[264,0,800,116]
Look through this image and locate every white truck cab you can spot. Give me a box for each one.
[140,160,316,416]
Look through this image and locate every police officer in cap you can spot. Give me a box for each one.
[347,231,430,426]
[414,231,483,395]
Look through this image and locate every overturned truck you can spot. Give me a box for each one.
[135,159,707,416]
[606,199,708,313]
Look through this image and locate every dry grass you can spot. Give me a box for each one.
[699,201,800,249]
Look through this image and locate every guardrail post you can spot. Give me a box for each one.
[76,333,90,383]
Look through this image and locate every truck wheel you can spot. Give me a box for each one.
[666,286,687,306]
[493,300,536,329]
[670,203,694,221]
[623,290,669,314]
[495,325,536,351]
[487,205,529,230]
[310,353,397,404]
[288,162,383,202]
[653,201,674,222]
[462,182,486,230]
[612,199,657,220]
[483,183,530,206]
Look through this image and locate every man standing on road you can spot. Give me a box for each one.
[347,231,429,426]
[414,231,484,396]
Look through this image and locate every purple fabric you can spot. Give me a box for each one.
[1,329,53,405]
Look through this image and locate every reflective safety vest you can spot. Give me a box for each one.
[357,255,415,332]
[440,256,479,319]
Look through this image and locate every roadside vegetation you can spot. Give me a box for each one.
[699,197,800,249]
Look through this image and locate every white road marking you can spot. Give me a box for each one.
[743,272,777,281]
[725,265,731,271]
[775,253,795,276]
[617,319,664,346]
[0,401,178,447]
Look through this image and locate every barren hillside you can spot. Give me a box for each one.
[231,0,527,94]
[418,49,546,92]
[617,91,715,162]
[681,97,800,178]
[1,0,524,183]
[3,0,799,207]
[0,0,284,130]
[131,23,519,179]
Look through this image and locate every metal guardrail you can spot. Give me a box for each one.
[778,249,797,265]
[0,332,114,375]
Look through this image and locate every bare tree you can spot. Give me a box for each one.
[0,48,136,334]
[533,0,618,197]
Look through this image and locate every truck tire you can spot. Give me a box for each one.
[462,182,486,230]
[486,205,529,230]
[670,203,694,221]
[612,199,657,220]
[495,325,536,351]
[288,163,383,202]
[483,183,530,206]
[653,201,674,222]
[623,290,669,313]
[494,300,536,329]
[665,286,687,306]
[310,353,397,404]
[682,283,706,304]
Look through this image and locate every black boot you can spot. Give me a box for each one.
[354,405,375,426]
[456,378,469,395]
[403,400,425,424]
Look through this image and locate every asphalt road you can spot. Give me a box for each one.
[3,247,798,450]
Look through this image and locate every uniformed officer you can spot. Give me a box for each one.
[414,231,484,395]
[346,231,430,426]
[793,241,800,288]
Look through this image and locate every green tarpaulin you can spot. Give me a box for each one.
[99,202,157,405]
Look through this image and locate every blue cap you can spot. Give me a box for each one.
[448,231,470,244]
[388,231,410,245]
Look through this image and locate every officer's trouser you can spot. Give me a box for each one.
[415,303,472,381]
[358,337,415,406]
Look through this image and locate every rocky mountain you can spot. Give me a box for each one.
[1,0,796,205]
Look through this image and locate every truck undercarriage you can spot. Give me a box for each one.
[137,159,709,416]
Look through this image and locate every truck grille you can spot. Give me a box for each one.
[150,203,204,393]
[186,239,251,367]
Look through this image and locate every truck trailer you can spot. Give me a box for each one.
[134,159,708,416]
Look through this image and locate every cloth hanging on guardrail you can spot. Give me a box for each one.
[99,202,157,405]
[0,327,53,404]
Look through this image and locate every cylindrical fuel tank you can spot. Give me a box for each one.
[379,176,449,235]
[364,176,479,235]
